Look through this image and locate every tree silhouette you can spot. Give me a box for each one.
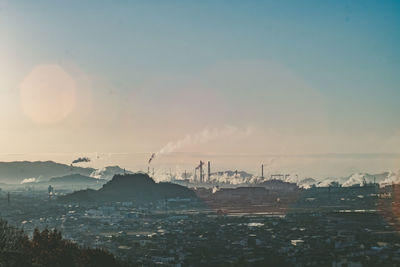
[0,219,127,267]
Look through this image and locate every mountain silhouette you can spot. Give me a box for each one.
[59,173,197,203]
[0,161,94,184]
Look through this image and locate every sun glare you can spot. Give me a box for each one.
[20,64,76,124]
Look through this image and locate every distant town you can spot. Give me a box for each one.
[1,161,400,266]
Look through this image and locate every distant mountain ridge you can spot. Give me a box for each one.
[0,161,133,184]
[0,161,94,184]
[59,173,197,203]
[1,161,398,188]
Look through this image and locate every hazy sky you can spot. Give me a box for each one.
[0,1,399,177]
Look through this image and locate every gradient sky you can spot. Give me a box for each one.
[0,0,399,178]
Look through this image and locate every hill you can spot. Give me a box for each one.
[59,173,197,203]
[0,161,95,184]
[19,174,107,191]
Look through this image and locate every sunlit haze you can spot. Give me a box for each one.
[1,1,399,178]
[2,2,400,266]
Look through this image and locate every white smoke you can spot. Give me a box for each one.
[21,177,36,184]
[342,173,363,187]
[152,125,253,161]
[380,170,400,186]
[90,166,132,179]
[316,178,338,187]
[311,170,400,188]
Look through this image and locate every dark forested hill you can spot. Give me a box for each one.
[59,173,197,203]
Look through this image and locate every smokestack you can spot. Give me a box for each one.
[208,161,211,182]
[261,164,264,179]
[7,192,10,205]
[148,153,156,164]
[48,185,51,199]
[199,161,203,183]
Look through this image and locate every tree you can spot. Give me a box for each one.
[0,219,127,267]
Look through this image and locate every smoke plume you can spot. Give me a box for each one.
[21,177,36,184]
[72,157,91,164]
[148,125,251,163]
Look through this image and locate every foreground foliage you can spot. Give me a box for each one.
[0,219,125,267]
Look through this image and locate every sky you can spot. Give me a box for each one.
[0,0,399,178]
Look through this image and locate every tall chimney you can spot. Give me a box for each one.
[261,164,264,179]
[199,161,203,183]
[208,161,211,182]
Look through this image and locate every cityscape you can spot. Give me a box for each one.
[1,161,400,266]
[1,0,399,266]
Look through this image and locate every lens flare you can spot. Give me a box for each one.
[20,64,76,124]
